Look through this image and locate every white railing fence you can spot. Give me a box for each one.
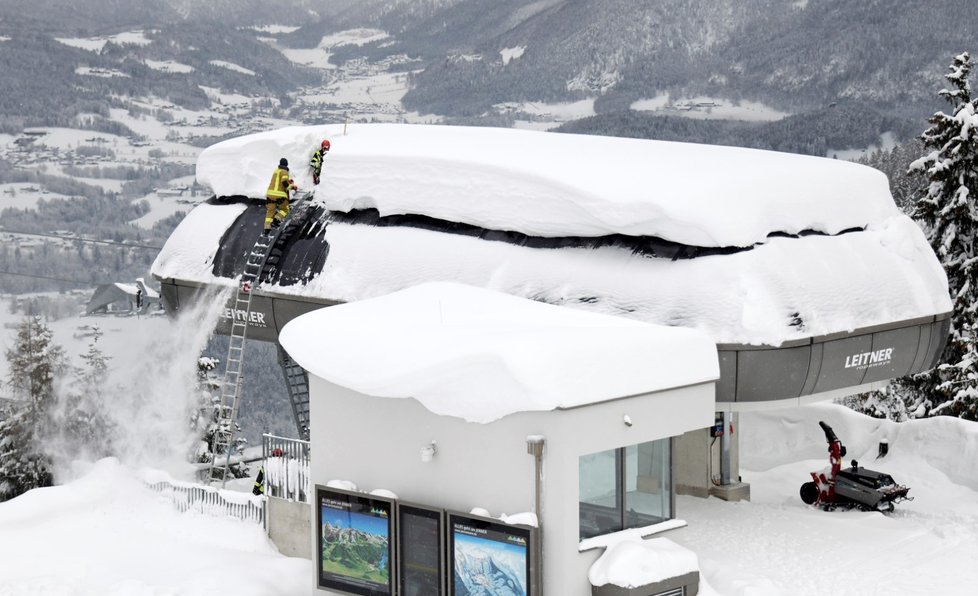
[262,433,311,503]
[146,480,266,527]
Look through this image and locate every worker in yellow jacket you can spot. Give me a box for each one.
[264,158,297,234]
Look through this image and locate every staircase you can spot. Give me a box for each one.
[277,345,311,441]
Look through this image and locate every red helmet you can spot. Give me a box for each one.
[271,448,284,457]
[321,139,331,150]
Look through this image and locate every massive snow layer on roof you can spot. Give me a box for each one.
[279,282,719,423]
[195,123,899,247]
[156,123,951,345]
[152,205,950,345]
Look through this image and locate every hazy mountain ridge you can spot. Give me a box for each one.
[315,0,975,121]
[0,23,320,128]
[556,101,918,158]
[0,0,324,30]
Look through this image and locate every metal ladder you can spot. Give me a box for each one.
[277,345,311,441]
[207,192,313,486]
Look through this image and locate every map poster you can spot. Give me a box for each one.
[449,512,533,596]
[316,486,395,596]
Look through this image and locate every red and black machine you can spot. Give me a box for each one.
[799,421,912,512]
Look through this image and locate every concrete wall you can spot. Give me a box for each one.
[674,413,742,498]
[268,497,312,560]
[308,376,715,596]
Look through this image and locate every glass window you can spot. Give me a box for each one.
[579,438,672,540]
[579,448,622,539]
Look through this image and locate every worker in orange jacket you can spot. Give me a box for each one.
[264,158,297,234]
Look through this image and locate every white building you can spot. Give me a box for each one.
[280,282,717,595]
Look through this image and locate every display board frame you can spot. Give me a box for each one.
[315,485,397,596]
[396,501,446,596]
[447,510,537,596]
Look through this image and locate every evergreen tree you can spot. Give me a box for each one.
[901,52,978,420]
[0,316,67,500]
[56,327,115,459]
[189,356,248,479]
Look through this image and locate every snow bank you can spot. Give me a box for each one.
[0,458,309,596]
[195,123,899,247]
[741,401,978,493]
[279,282,718,423]
[589,537,699,588]
[676,403,978,595]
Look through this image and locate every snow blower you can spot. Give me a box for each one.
[799,421,912,512]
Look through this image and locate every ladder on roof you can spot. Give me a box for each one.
[207,192,315,487]
[277,345,311,441]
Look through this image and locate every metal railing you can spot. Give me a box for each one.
[146,479,266,527]
[261,433,311,503]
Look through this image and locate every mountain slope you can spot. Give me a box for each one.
[309,0,976,120]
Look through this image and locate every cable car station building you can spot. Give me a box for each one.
[151,124,952,595]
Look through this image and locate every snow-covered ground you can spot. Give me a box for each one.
[0,459,309,596]
[0,399,974,595]
[679,402,978,595]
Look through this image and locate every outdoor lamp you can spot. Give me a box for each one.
[420,440,437,463]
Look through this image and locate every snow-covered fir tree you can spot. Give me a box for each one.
[0,317,68,500]
[899,52,978,421]
[189,356,248,478]
[56,327,116,460]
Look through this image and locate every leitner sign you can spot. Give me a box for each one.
[844,348,894,370]
[221,307,268,328]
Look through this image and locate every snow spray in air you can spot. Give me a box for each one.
[47,287,234,481]
[112,287,233,474]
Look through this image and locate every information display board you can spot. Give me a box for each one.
[397,503,445,596]
[316,486,395,596]
[448,511,535,596]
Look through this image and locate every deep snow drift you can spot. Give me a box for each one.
[154,124,950,346]
[1,403,975,595]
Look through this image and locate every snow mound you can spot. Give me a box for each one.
[589,537,699,588]
[195,123,899,247]
[741,402,978,493]
[279,282,719,423]
[0,458,308,596]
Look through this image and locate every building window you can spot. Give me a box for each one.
[579,438,672,540]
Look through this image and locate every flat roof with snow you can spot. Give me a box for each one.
[279,282,719,423]
[196,123,899,247]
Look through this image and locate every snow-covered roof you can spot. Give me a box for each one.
[196,123,899,248]
[279,282,719,424]
[154,123,951,346]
